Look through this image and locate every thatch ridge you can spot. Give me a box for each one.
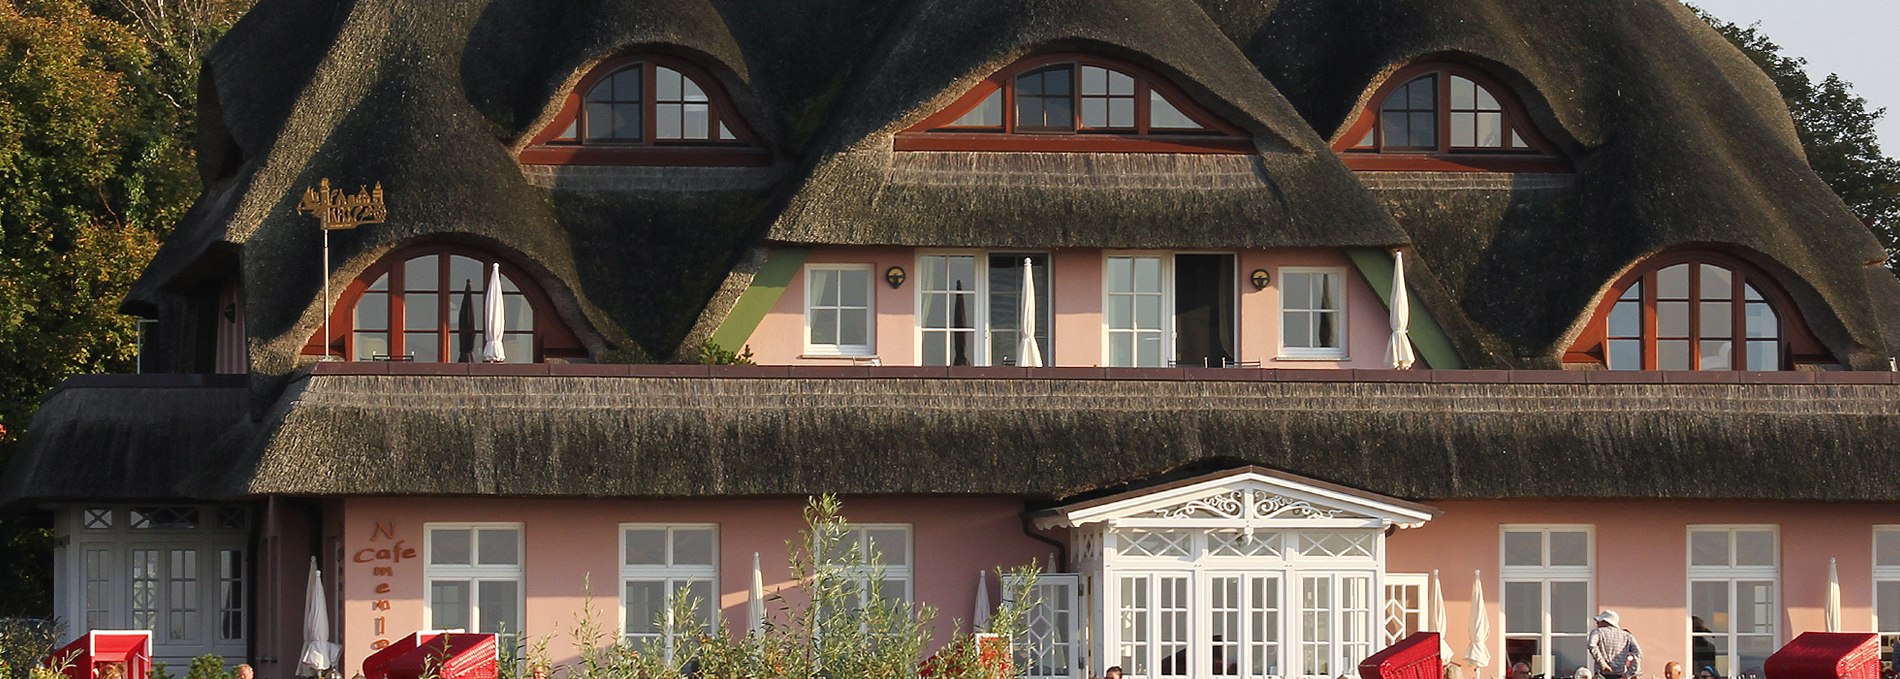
[0,380,254,507]
[230,375,1900,502]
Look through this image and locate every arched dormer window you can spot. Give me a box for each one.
[1333,63,1565,172]
[306,245,584,363]
[518,55,766,166]
[895,55,1251,153]
[1565,252,1829,371]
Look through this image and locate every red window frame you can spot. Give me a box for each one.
[1333,63,1567,172]
[1564,251,1830,370]
[302,244,586,362]
[895,54,1252,154]
[518,55,768,166]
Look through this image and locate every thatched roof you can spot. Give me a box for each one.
[14,369,1897,507]
[0,376,254,505]
[121,0,1900,377]
[1203,0,1900,369]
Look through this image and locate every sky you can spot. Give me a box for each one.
[1687,0,1900,152]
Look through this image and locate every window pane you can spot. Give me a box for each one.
[1736,580,1774,633]
[1746,341,1778,371]
[408,333,440,362]
[683,103,710,139]
[355,292,389,329]
[1699,341,1732,371]
[1451,112,1476,147]
[585,103,614,140]
[1735,531,1775,567]
[432,529,472,565]
[1701,302,1733,339]
[686,579,716,630]
[1409,113,1435,146]
[866,528,908,566]
[951,91,1002,127]
[501,334,533,363]
[673,528,714,566]
[1504,531,1543,567]
[1110,71,1134,95]
[478,580,519,635]
[1657,301,1690,337]
[1409,78,1435,109]
[1551,581,1590,633]
[1658,340,1691,370]
[657,67,681,100]
[1877,581,1900,633]
[682,76,707,103]
[1284,313,1312,349]
[840,270,869,307]
[1691,581,1730,632]
[406,293,438,331]
[1381,112,1408,145]
[1133,257,1161,292]
[1504,581,1542,634]
[1878,531,1900,568]
[1476,111,1503,147]
[431,580,470,630]
[839,309,868,347]
[1082,98,1108,128]
[1151,92,1200,129]
[1081,66,1107,95]
[1137,333,1162,367]
[1607,339,1642,371]
[625,580,665,635]
[1658,264,1690,298]
[355,333,389,361]
[658,105,681,139]
[1690,531,1730,567]
[1745,302,1777,339]
[1109,97,1135,128]
[615,104,642,140]
[1109,333,1133,366]
[1701,266,1733,300]
[406,256,439,291]
[811,270,839,306]
[625,528,666,565]
[477,529,519,566]
[1451,76,1476,110]
[1619,281,1641,301]
[1550,531,1589,567]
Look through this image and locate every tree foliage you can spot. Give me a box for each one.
[1692,4,1900,275]
[0,0,248,616]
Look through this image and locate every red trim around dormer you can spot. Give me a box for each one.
[1333,62,1569,173]
[518,55,769,166]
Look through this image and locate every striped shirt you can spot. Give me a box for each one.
[1588,625,1643,676]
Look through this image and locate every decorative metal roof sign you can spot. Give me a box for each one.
[296,178,387,231]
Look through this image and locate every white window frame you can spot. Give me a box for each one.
[1686,525,1780,679]
[56,506,250,664]
[423,523,525,639]
[804,264,876,356]
[1871,527,1900,666]
[619,523,719,659]
[913,251,1054,367]
[1383,572,1428,646]
[1101,252,1241,368]
[829,524,914,604]
[1277,267,1349,360]
[1499,525,1595,678]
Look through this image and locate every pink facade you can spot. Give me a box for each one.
[324,496,1053,675]
[744,246,1397,368]
[1389,501,1900,677]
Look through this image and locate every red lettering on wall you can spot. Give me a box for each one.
[371,640,390,650]
[375,617,386,635]
[373,567,393,577]
[372,600,391,611]
[374,583,391,594]
[351,541,416,564]
[371,521,396,542]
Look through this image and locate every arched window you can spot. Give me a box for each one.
[895,55,1251,153]
[1566,252,1828,371]
[518,56,765,166]
[307,245,584,363]
[1333,63,1565,172]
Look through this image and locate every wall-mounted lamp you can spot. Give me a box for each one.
[1250,269,1271,291]
[222,303,238,322]
[885,266,908,289]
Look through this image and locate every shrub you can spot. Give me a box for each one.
[0,618,61,679]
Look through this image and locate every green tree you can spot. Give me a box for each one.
[1692,4,1900,275]
[0,0,248,616]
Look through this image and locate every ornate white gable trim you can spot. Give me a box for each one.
[1034,468,1437,532]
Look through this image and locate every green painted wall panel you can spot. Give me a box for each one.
[1346,248,1466,370]
[709,247,811,352]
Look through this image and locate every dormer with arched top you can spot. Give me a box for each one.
[518,54,767,166]
[895,54,1252,154]
[1333,62,1567,172]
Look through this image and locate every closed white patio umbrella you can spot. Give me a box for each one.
[1386,250,1416,370]
[482,263,506,363]
[1018,258,1043,368]
[297,557,341,677]
[749,552,766,636]
[1431,569,1454,661]
[1827,557,1842,632]
[974,570,993,630]
[1465,570,1491,671]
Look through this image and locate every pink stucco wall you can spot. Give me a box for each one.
[331,496,1051,675]
[1389,500,1899,677]
[744,246,1401,368]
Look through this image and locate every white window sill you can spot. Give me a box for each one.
[800,352,880,362]
[1276,352,1349,362]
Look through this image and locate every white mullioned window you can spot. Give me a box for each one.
[1500,526,1594,677]
[827,525,913,604]
[1871,528,1900,671]
[1687,526,1778,679]
[805,265,875,356]
[58,506,249,664]
[915,252,1054,367]
[1279,268,1347,359]
[621,524,718,658]
[1383,573,1428,646]
[425,524,524,642]
[1105,255,1168,367]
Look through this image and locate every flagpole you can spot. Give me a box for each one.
[322,226,331,360]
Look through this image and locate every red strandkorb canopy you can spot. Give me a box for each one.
[362,632,498,679]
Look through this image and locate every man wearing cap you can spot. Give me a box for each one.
[1588,610,1643,679]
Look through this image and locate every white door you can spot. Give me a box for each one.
[1013,573,1083,679]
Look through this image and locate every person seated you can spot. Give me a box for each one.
[1508,662,1533,679]
[1104,667,1124,679]
[1577,667,1596,679]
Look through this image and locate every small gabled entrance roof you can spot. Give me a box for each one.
[1031,466,1440,532]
